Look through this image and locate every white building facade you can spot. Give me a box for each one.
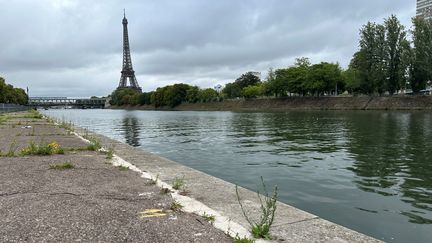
[417,0,432,19]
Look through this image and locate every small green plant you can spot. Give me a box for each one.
[21,141,64,156]
[106,147,114,159]
[118,165,129,171]
[27,110,43,119]
[202,212,216,223]
[160,187,171,194]
[49,161,75,170]
[172,176,185,190]
[6,140,18,157]
[235,177,278,240]
[83,128,89,139]
[234,234,255,243]
[59,119,74,132]
[170,201,183,211]
[86,137,101,151]
[0,115,9,124]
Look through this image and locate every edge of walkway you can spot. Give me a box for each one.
[71,125,382,243]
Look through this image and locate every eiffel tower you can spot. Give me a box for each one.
[118,10,142,92]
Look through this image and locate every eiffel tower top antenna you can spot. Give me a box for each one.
[117,9,142,92]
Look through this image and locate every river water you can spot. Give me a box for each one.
[43,109,432,242]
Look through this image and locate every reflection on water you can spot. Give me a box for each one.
[346,112,432,225]
[122,115,140,147]
[43,109,432,243]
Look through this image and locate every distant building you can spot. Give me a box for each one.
[417,0,432,19]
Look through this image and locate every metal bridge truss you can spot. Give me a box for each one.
[29,97,107,108]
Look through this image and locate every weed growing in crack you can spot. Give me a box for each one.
[59,118,74,132]
[172,176,186,190]
[49,161,75,170]
[21,141,64,156]
[118,165,129,171]
[234,234,255,243]
[86,137,101,151]
[83,128,89,139]
[105,147,114,159]
[4,140,18,157]
[160,187,171,194]
[202,212,216,223]
[235,176,278,240]
[170,201,183,211]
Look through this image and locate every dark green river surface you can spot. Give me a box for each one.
[43,109,432,242]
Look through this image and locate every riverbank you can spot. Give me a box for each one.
[111,96,432,111]
[1,111,382,242]
[0,111,231,242]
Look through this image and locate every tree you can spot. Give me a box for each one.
[138,92,153,105]
[343,68,362,95]
[241,85,263,98]
[306,62,343,96]
[222,82,241,98]
[360,22,387,94]
[384,15,408,95]
[0,76,28,105]
[186,86,199,103]
[267,67,289,97]
[410,16,432,92]
[234,72,261,89]
[198,88,218,102]
[165,83,190,107]
[110,88,140,106]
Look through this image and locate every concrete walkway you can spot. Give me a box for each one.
[0,111,231,242]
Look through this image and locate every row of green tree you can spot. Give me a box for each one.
[110,84,220,107]
[222,60,345,98]
[0,77,28,105]
[346,15,432,95]
[222,15,432,98]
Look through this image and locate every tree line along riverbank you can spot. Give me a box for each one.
[110,96,432,111]
[109,15,432,110]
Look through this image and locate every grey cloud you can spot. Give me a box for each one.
[0,0,415,96]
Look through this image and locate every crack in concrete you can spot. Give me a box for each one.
[1,191,147,203]
[273,216,320,227]
[0,192,25,197]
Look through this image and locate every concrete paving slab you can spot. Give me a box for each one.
[0,112,233,242]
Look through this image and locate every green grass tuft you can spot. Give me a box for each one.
[49,161,75,170]
[172,176,186,190]
[202,212,216,223]
[21,141,64,156]
[86,137,101,151]
[118,165,129,171]
[170,201,183,211]
[234,234,255,243]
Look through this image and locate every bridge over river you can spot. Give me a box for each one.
[29,97,108,108]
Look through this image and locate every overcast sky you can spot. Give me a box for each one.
[0,0,415,97]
